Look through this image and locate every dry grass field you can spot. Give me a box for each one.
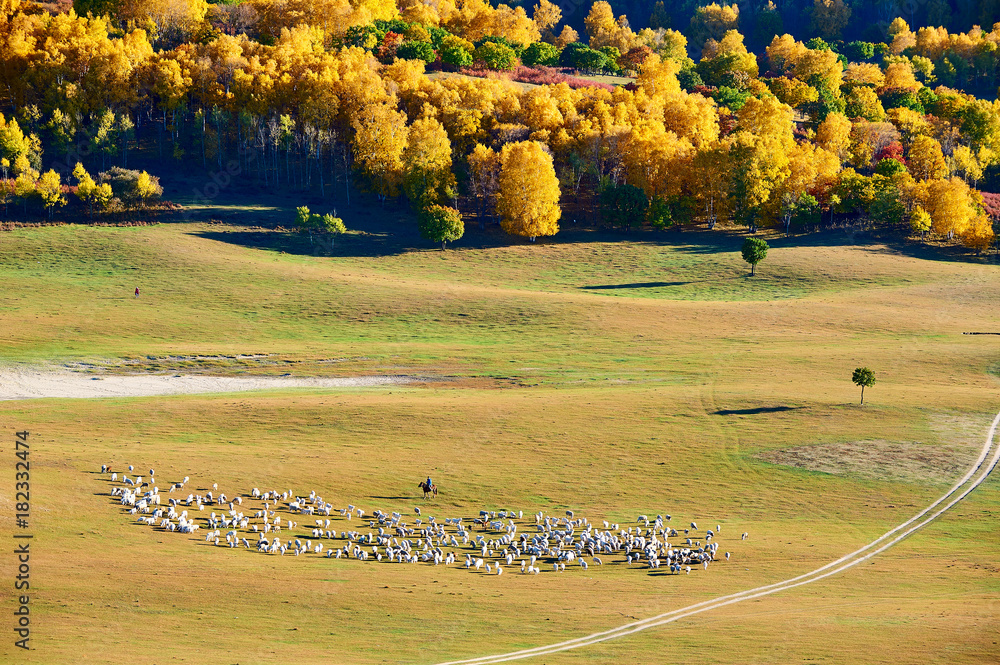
[0,218,998,664]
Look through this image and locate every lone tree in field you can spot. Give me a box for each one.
[741,236,769,275]
[295,206,347,251]
[419,205,464,250]
[852,367,876,404]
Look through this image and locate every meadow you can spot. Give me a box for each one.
[0,215,998,664]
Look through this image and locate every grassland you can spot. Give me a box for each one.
[0,214,998,664]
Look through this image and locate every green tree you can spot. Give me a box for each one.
[475,42,518,70]
[418,205,464,249]
[649,195,695,230]
[741,236,768,275]
[295,205,347,251]
[783,192,820,235]
[522,42,560,67]
[560,42,606,72]
[599,46,622,73]
[844,41,874,61]
[852,366,876,404]
[440,45,473,68]
[649,1,669,30]
[396,41,436,63]
[600,183,647,232]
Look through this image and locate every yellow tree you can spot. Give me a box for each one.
[961,213,995,252]
[12,154,37,214]
[768,77,818,109]
[690,3,739,44]
[351,102,409,202]
[620,120,692,199]
[532,0,561,39]
[403,113,456,207]
[949,144,984,185]
[467,143,500,224]
[584,1,636,51]
[776,141,840,232]
[793,46,843,92]
[691,140,732,227]
[73,162,113,217]
[882,61,920,91]
[766,34,807,74]
[37,169,65,219]
[845,86,885,121]
[497,140,560,241]
[584,1,616,44]
[910,205,931,236]
[920,177,978,238]
[908,135,948,180]
[635,54,681,98]
[887,107,932,142]
[816,111,852,161]
[729,95,795,228]
[888,17,916,55]
[844,63,885,88]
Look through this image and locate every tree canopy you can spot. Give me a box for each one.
[741,237,769,275]
[851,366,876,404]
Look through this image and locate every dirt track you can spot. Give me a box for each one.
[434,409,1000,665]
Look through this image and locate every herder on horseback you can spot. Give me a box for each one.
[418,475,438,498]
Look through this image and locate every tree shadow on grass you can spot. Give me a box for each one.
[580,281,692,289]
[180,196,996,265]
[713,406,806,416]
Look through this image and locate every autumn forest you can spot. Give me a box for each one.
[2,0,1000,250]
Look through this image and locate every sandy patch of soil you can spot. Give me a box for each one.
[0,367,413,400]
[756,439,978,484]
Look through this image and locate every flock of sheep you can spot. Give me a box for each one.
[102,465,746,577]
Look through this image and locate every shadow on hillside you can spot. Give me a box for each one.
[581,281,693,289]
[154,162,997,264]
[714,406,805,415]
[191,217,999,265]
[53,155,985,265]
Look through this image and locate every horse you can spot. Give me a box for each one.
[418,481,438,498]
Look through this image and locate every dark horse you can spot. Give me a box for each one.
[418,481,438,498]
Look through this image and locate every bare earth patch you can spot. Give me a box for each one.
[0,367,414,400]
[755,439,975,484]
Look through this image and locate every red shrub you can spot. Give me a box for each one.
[458,65,616,92]
[377,32,404,62]
[980,191,1000,219]
[875,140,906,165]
